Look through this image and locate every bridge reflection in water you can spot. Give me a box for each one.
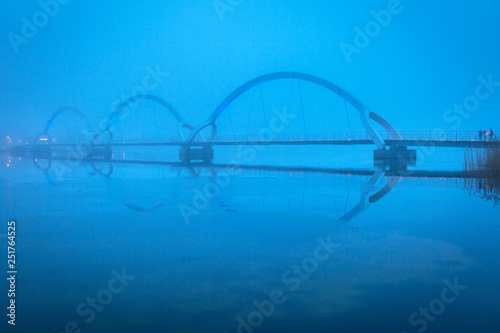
[463,148,500,206]
[2,73,499,333]
[4,71,498,218]
[27,149,496,222]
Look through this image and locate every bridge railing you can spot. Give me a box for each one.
[213,132,374,142]
[396,131,497,142]
[210,131,497,143]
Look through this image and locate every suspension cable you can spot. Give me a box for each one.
[227,104,236,139]
[332,91,340,130]
[247,87,255,132]
[344,99,352,135]
[344,190,350,215]
[259,85,267,126]
[298,80,307,134]
[286,79,295,136]
[288,78,294,107]
[153,107,160,141]
[133,108,142,142]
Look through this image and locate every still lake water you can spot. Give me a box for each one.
[1,146,499,333]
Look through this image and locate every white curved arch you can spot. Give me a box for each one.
[97,94,193,143]
[189,72,392,148]
[43,107,92,133]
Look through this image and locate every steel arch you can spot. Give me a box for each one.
[188,72,394,149]
[33,106,92,151]
[43,106,92,133]
[107,94,186,126]
[99,94,193,143]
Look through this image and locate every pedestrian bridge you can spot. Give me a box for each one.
[29,72,498,165]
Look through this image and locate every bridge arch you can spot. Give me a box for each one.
[43,107,92,134]
[188,72,395,149]
[97,94,194,143]
[33,106,93,150]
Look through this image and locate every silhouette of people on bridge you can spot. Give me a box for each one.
[484,129,489,140]
[490,128,495,140]
[479,130,484,140]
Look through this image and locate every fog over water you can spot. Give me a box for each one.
[1,1,500,333]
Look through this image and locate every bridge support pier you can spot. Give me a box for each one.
[179,145,214,164]
[374,146,417,170]
[87,146,112,161]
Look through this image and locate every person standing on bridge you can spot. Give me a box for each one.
[490,129,494,140]
[484,129,489,140]
[479,129,484,140]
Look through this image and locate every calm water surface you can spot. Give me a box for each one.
[1,148,499,333]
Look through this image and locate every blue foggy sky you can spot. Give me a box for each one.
[1,0,500,142]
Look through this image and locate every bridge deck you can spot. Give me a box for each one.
[43,139,500,149]
[3,131,498,152]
